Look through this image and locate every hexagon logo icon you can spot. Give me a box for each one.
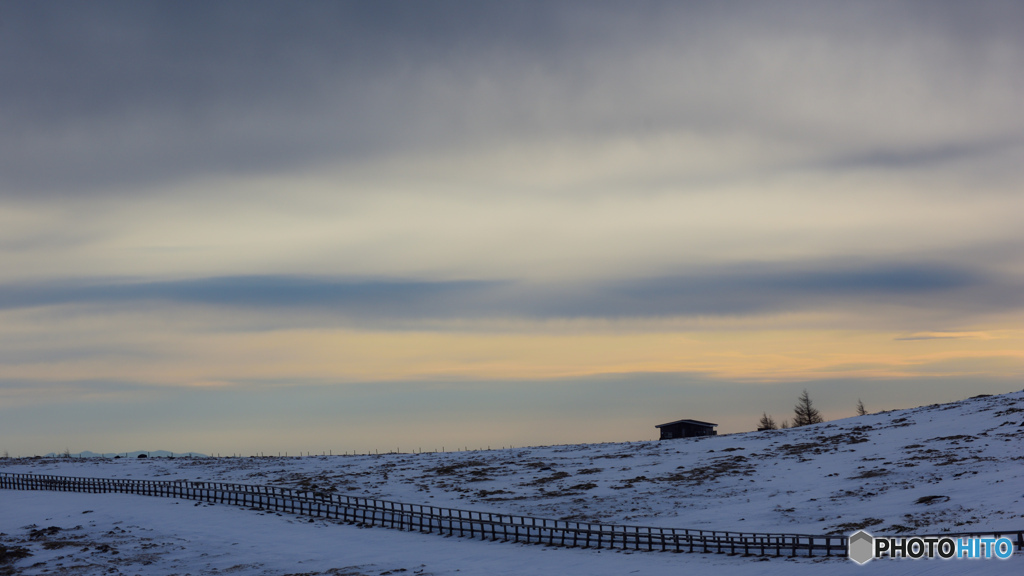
[848,530,874,565]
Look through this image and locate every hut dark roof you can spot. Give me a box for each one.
[655,419,717,428]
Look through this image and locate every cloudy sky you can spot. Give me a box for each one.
[2,1,1023,456]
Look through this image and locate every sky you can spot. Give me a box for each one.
[2,1,1023,457]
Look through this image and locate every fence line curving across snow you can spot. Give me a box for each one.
[2,472,1021,558]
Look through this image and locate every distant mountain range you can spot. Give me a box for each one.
[42,450,207,458]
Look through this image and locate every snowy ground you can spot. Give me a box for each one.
[2,390,1022,574]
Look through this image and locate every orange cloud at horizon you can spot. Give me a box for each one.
[3,315,1022,390]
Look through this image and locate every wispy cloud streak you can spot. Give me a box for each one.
[0,260,1014,323]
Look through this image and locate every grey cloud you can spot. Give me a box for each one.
[815,138,1024,173]
[526,261,1022,325]
[0,260,1018,324]
[0,1,616,195]
[3,1,1023,197]
[581,263,986,317]
[0,276,502,318]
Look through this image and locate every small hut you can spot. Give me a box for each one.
[656,419,717,440]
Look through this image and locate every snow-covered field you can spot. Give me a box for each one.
[2,390,1022,575]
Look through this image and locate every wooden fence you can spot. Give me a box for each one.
[2,472,1021,558]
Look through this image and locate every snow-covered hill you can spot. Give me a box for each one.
[2,390,1022,575]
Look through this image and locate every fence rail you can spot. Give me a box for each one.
[3,472,1021,558]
